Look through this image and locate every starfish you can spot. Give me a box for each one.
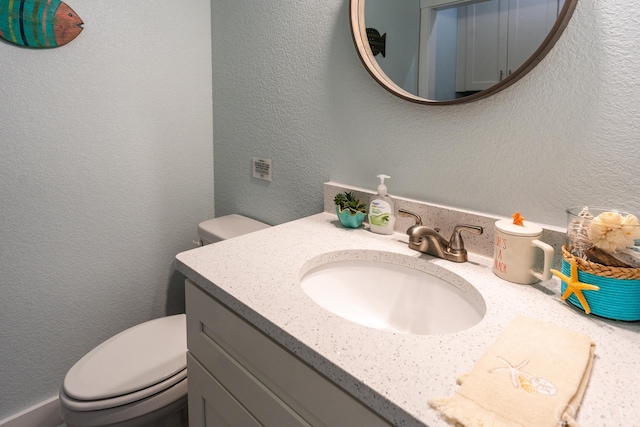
[512,212,525,226]
[550,258,600,314]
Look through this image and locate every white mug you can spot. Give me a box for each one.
[493,219,554,285]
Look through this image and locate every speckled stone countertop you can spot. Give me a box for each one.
[176,213,640,427]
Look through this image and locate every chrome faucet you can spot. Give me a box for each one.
[398,209,483,263]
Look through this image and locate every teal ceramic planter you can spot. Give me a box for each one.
[336,206,366,228]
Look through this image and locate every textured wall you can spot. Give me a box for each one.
[213,0,639,228]
[0,0,214,419]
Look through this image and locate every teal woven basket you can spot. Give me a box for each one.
[560,256,640,322]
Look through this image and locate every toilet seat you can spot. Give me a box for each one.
[61,314,187,411]
[60,368,187,411]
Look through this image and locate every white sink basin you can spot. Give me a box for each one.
[300,252,485,335]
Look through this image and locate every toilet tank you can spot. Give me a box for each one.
[198,214,270,245]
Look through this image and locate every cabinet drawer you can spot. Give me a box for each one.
[186,280,392,427]
[187,353,263,427]
[188,352,308,427]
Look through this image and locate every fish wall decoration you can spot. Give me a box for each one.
[0,0,83,48]
[366,28,386,58]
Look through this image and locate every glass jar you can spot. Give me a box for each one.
[566,206,640,262]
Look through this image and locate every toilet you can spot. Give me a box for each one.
[59,215,270,427]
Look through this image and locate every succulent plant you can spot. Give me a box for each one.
[334,191,367,214]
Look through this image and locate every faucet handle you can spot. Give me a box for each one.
[448,225,483,255]
[398,209,422,226]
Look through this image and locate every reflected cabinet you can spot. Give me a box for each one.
[456,0,564,93]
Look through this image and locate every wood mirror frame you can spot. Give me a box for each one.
[350,0,579,105]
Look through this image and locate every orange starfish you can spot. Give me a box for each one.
[512,212,525,226]
[550,259,600,314]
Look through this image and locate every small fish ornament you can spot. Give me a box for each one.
[0,0,83,48]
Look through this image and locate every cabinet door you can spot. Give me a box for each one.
[187,353,263,427]
[457,0,561,92]
[507,0,561,73]
[460,0,509,91]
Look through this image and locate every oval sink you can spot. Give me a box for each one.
[300,252,485,335]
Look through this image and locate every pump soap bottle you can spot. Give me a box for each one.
[368,174,396,235]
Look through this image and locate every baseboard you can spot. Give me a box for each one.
[0,396,61,427]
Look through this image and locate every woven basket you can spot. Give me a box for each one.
[560,246,640,321]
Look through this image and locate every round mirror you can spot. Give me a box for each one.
[350,0,578,105]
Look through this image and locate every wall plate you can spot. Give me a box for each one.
[253,157,272,181]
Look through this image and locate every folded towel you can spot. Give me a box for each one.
[430,316,595,427]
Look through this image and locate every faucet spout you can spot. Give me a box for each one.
[406,223,483,263]
[407,225,447,256]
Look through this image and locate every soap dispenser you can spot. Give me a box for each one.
[368,174,396,235]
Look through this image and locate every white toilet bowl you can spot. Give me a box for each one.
[59,315,188,427]
[59,215,269,427]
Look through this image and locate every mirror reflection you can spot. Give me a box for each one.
[355,0,575,104]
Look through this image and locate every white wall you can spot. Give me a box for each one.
[0,0,214,419]
[213,0,639,228]
[365,0,420,94]
[434,7,459,100]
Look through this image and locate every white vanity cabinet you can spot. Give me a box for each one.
[456,0,562,91]
[185,280,393,427]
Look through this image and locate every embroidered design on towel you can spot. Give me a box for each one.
[490,357,557,396]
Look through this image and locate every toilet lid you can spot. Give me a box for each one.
[63,314,187,401]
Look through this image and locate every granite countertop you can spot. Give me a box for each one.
[176,213,640,427]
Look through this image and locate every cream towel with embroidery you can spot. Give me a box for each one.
[430,316,595,427]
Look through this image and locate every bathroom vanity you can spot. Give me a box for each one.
[185,281,391,426]
[176,212,640,426]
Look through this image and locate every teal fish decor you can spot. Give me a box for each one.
[0,0,83,48]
